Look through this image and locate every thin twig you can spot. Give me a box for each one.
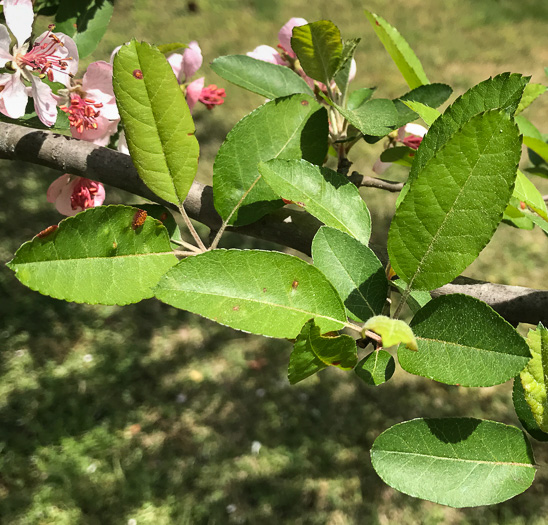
[209,174,262,250]
[174,250,201,257]
[350,172,404,192]
[177,203,207,252]
[170,238,201,252]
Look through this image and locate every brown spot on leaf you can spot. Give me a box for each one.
[37,225,58,238]
[233,305,240,311]
[132,209,147,230]
[332,361,341,366]
[262,288,267,293]
[301,100,309,106]
[133,69,143,79]
[292,280,299,290]
[113,241,118,249]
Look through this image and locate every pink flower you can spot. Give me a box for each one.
[60,61,119,146]
[247,45,287,66]
[167,41,203,83]
[185,77,204,111]
[0,0,78,126]
[47,174,105,216]
[373,123,428,174]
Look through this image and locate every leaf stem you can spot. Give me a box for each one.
[177,204,207,252]
[171,238,202,252]
[209,174,262,250]
[174,250,201,257]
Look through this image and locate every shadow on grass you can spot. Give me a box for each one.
[1,161,547,524]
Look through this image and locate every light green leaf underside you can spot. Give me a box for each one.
[388,110,521,291]
[364,10,429,90]
[311,227,386,322]
[364,315,417,351]
[513,170,548,220]
[331,98,399,137]
[371,418,535,507]
[291,20,342,86]
[7,206,177,305]
[398,295,531,387]
[211,55,313,99]
[402,100,440,126]
[213,94,328,226]
[154,250,346,338]
[516,83,547,115]
[513,378,548,442]
[259,159,371,245]
[113,40,199,205]
[288,319,357,384]
[520,324,548,432]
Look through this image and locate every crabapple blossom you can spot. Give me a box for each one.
[59,61,119,146]
[0,0,78,126]
[47,174,105,216]
[372,123,428,174]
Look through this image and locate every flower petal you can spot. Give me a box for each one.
[247,45,287,65]
[4,0,33,48]
[117,131,129,155]
[186,76,204,112]
[182,41,203,79]
[71,115,118,146]
[0,24,13,66]
[167,52,185,83]
[0,71,27,119]
[82,60,119,119]
[403,123,428,137]
[29,75,58,127]
[278,17,308,57]
[47,174,71,203]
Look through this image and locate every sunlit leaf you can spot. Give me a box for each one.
[355,350,395,386]
[363,315,417,351]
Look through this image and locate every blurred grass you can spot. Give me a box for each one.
[2,0,548,523]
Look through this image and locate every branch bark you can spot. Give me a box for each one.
[0,121,546,326]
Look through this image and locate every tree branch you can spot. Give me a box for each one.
[0,121,546,326]
[349,171,404,192]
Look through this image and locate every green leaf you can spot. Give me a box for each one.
[259,159,371,245]
[390,279,431,314]
[213,94,328,226]
[133,203,183,248]
[288,319,357,384]
[157,42,188,55]
[513,170,548,220]
[355,350,395,386]
[331,98,400,137]
[6,206,178,305]
[409,73,528,186]
[388,110,521,291]
[401,100,440,126]
[398,295,531,387]
[334,38,360,97]
[524,135,548,165]
[154,250,347,338]
[513,378,548,442]
[380,146,414,167]
[364,10,429,89]
[211,55,313,99]
[502,203,534,230]
[363,315,417,351]
[520,324,548,432]
[56,0,114,59]
[347,87,376,110]
[8,106,70,131]
[113,40,199,205]
[291,20,343,86]
[311,227,387,322]
[371,418,535,507]
[516,83,547,115]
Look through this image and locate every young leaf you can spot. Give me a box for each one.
[291,20,343,86]
[213,94,328,226]
[363,316,417,351]
[513,378,548,442]
[394,83,451,127]
[55,0,114,59]
[513,170,548,220]
[398,295,531,387]
[6,206,177,305]
[259,159,371,245]
[516,83,547,115]
[157,42,188,55]
[523,135,548,165]
[408,73,528,186]
[364,10,429,89]
[347,87,376,110]
[154,250,347,338]
[113,40,199,205]
[520,324,548,432]
[355,350,395,386]
[311,227,387,322]
[288,319,357,384]
[334,38,360,97]
[388,110,521,291]
[401,100,440,126]
[502,203,534,230]
[371,418,535,507]
[211,55,314,99]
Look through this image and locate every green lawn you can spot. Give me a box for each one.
[2,1,548,523]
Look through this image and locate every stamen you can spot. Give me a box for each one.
[61,93,102,134]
